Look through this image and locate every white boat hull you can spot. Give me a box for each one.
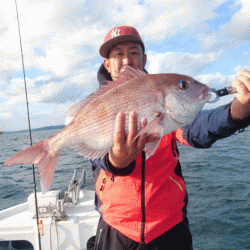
[0,190,99,250]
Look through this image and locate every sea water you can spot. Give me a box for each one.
[0,128,249,249]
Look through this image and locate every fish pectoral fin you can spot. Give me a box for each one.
[133,113,164,140]
[144,138,162,159]
[131,113,164,158]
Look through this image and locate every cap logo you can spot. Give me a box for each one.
[111,28,120,38]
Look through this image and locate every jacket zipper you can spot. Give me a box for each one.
[140,151,146,249]
[171,138,179,162]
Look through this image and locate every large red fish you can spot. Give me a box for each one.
[3,66,211,193]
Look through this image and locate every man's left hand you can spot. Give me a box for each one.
[230,70,250,121]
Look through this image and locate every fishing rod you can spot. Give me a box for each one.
[208,86,237,103]
[14,0,42,249]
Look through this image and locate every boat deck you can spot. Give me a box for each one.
[0,190,99,250]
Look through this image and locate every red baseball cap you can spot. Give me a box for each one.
[99,26,145,58]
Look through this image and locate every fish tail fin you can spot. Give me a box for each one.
[38,151,59,194]
[3,138,59,194]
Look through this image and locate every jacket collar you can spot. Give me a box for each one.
[97,63,112,86]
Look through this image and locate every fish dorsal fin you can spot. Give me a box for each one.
[65,99,92,125]
[118,65,147,82]
[65,66,146,125]
[106,66,147,85]
[65,81,121,125]
[121,65,147,78]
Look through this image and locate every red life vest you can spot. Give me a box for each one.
[95,129,190,243]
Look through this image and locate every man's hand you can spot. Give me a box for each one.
[109,111,159,169]
[230,70,250,121]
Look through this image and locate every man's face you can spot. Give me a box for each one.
[104,42,147,81]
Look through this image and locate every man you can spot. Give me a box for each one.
[89,26,250,250]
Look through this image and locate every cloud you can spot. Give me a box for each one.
[37,70,98,103]
[232,65,250,73]
[4,69,99,104]
[195,0,250,53]
[196,72,234,89]
[0,103,70,131]
[0,0,249,131]
[0,0,245,81]
[0,70,14,87]
[0,112,10,119]
[139,0,224,42]
[0,0,104,80]
[220,0,250,41]
[147,51,220,76]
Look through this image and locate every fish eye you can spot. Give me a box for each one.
[178,80,189,90]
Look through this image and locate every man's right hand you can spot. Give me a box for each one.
[109,111,159,169]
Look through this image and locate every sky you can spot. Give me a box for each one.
[0,0,250,131]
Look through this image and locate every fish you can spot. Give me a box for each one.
[3,66,211,193]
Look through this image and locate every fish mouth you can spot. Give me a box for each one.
[199,86,212,101]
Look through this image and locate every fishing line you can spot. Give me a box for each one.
[14,0,42,249]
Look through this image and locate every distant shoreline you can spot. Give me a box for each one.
[4,125,65,134]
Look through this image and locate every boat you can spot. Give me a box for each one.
[0,169,99,250]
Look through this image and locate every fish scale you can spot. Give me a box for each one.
[70,83,160,148]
